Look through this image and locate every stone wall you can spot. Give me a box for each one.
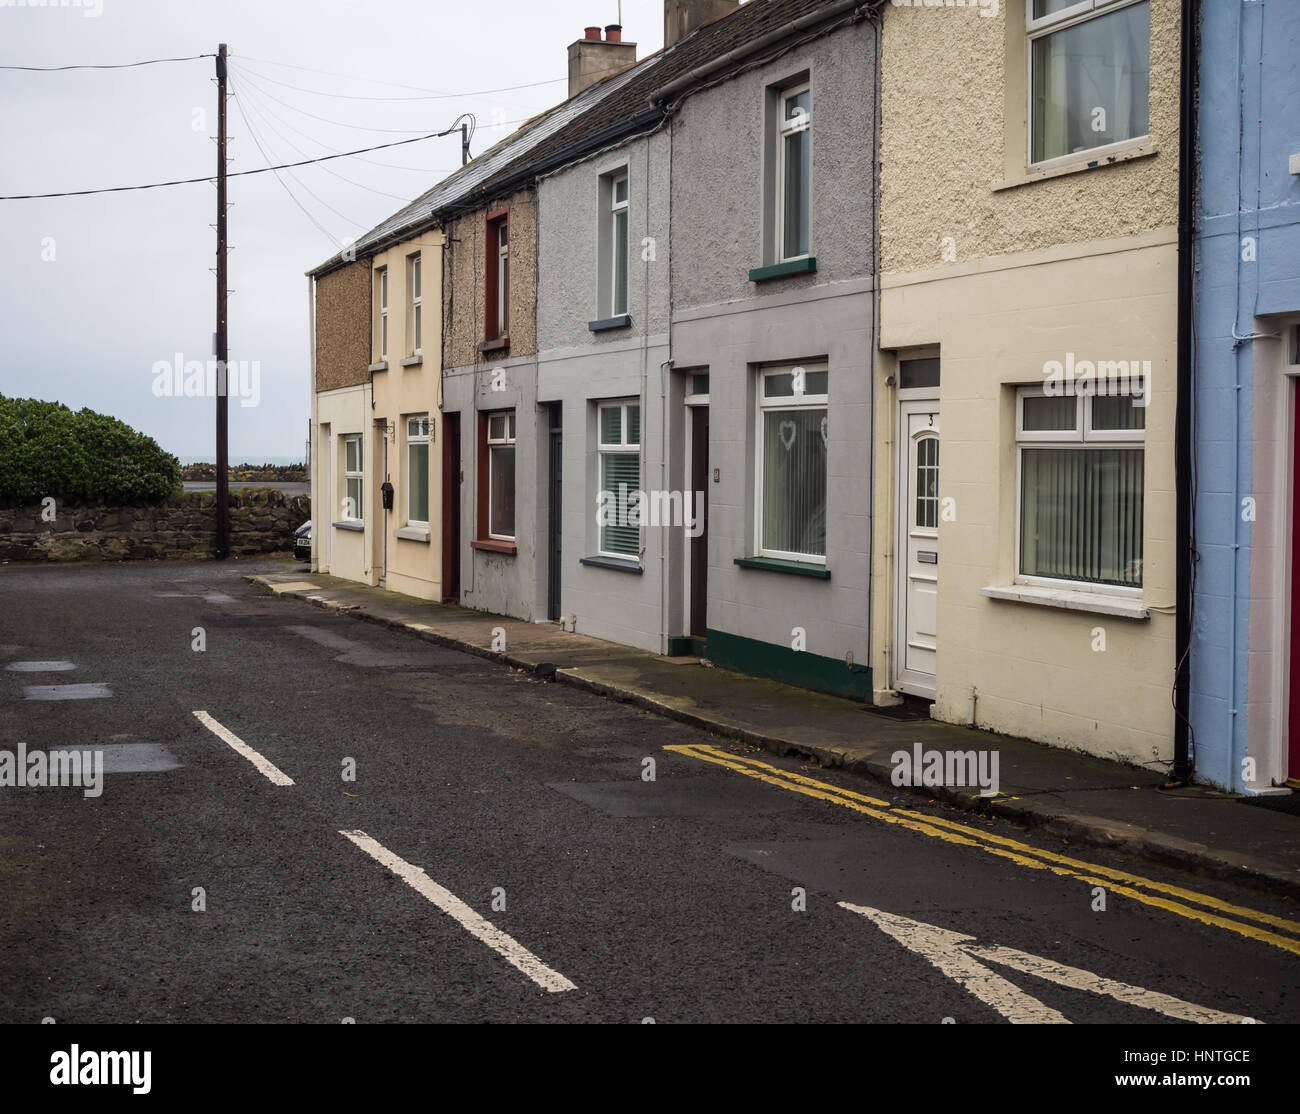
[0,490,310,562]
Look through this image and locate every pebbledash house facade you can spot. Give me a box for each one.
[307,0,1281,792]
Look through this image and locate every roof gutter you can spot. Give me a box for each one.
[649,0,865,106]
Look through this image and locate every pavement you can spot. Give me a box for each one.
[248,561,1300,900]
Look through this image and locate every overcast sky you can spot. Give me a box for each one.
[0,0,666,461]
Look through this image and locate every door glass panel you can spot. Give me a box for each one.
[915,435,939,529]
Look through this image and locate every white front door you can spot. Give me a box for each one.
[896,402,939,698]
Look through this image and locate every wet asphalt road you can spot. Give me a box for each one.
[1,559,1298,1025]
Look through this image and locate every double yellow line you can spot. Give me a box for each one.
[665,742,1300,958]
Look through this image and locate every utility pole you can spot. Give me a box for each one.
[215,43,230,559]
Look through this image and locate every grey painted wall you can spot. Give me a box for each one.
[537,131,677,652]
[668,16,879,665]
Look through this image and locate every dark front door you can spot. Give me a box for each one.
[548,403,563,621]
[441,413,461,603]
[690,406,709,639]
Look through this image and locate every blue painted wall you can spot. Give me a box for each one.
[1191,0,1300,790]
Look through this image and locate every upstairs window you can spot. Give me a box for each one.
[375,267,388,360]
[485,211,509,343]
[611,173,629,317]
[408,253,422,356]
[776,84,811,262]
[1028,0,1150,166]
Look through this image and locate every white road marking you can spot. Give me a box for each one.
[967,944,1254,1024]
[192,711,294,786]
[841,903,1067,1023]
[339,829,577,994]
[5,661,75,673]
[23,684,111,701]
[840,902,1257,1024]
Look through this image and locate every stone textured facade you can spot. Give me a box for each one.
[0,490,309,562]
[315,261,371,392]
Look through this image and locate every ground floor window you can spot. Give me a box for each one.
[598,400,641,557]
[757,364,828,561]
[1017,385,1144,588]
[406,415,429,527]
[487,411,516,541]
[343,434,363,521]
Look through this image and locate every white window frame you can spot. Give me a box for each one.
[754,364,828,564]
[597,400,642,560]
[487,410,517,543]
[775,82,811,264]
[343,434,363,522]
[1014,383,1146,596]
[496,220,509,339]
[376,267,388,360]
[408,253,422,357]
[405,415,429,527]
[610,172,629,317]
[1026,0,1150,171]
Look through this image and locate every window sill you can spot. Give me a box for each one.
[395,526,430,543]
[588,314,632,332]
[478,336,510,355]
[368,360,388,373]
[579,555,643,575]
[400,354,422,368]
[749,257,817,283]
[992,142,1157,193]
[980,584,1149,620]
[734,556,829,579]
[471,539,517,555]
[332,521,364,533]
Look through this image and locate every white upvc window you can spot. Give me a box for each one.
[756,365,828,562]
[376,267,388,360]
[487,411,516,542]
[406,415,429,527]
[1027,0,1150,168]
[408,253,422,356]
[597,400,641,558]
[496,220,509,339]
[611,173,629,317]
[1016,383,1145,592]
[343,435,363,521]
[775,83,811,263]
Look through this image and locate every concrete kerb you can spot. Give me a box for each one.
[245,574,1300,901]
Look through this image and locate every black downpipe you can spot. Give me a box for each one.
[1173,0,1198,784]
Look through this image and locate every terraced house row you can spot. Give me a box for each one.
[307,0,1300,797]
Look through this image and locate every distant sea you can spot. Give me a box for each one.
[178,455,305,466]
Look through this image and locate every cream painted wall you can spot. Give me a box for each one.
[367,231,445,601]
[876,0,1182,766]
[316,384,374,588]
[875,232,1178,765]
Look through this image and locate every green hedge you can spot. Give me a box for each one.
[0,396,181,505]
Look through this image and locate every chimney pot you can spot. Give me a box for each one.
[605,24,623,42]
[584,25,602,40]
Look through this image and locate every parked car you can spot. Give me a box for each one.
[293,520,311,562]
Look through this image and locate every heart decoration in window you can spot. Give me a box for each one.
[820,416,828,448]
[779,420,797,452]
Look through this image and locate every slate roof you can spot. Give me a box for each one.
[309,0,854,276]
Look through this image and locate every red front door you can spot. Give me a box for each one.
[1290,397,1300,785]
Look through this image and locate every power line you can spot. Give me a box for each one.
[0,130,462,200]
[0,54,213,71]
[232,63,573,102]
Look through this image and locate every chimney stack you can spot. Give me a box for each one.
[568,24,637,99]
[664,0,739,49]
